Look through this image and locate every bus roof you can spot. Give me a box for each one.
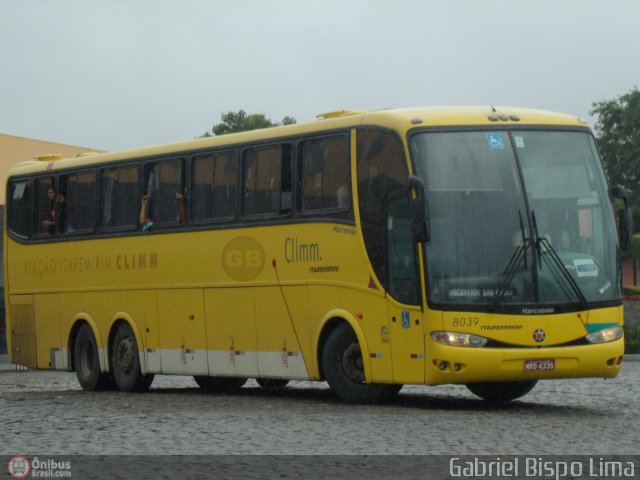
[7,106,588,177]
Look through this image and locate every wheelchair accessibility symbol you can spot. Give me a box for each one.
[401,311,411,329]
[487,133,504,149]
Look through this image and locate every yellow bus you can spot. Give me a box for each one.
[3,107,630,403]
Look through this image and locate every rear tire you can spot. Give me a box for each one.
[322,323,402,404]
[194,376,247,393]
[466,380,537,402]
[74,324,114,391]
[111,323,154,392]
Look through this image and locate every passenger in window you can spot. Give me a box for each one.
[176,191,186,223]
[42,186,65,234]
[139,194,154,230]
[140,191,186,231]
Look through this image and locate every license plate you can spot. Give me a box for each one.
[524,359,555,371]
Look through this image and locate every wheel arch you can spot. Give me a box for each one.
[315,310,372,382]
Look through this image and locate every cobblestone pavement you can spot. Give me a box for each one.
[1,359,638,456]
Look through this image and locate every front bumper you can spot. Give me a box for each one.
[426,336,624,385]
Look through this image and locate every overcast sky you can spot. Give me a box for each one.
[1,0,639,152]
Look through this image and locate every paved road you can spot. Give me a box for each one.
[1,358,638,456]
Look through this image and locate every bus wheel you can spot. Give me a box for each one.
[74,324,113,391]
[466,380,538,402]
[256,378,289,388]
[322,323,402,404]
[194,376,247,393]
[111,323,154,392]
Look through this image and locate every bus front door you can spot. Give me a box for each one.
[388,301,425,384]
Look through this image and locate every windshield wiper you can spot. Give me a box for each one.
[490,211,529,311]
[532,211,588,310]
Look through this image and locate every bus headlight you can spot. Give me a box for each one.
[431,331,489,347]
[585,326,623,344]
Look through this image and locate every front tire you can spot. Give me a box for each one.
[322,323,402,404]
[111,323,154,392]
[466,380,538,402]
[74,324,113,391]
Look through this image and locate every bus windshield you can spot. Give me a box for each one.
[411,129,621,311]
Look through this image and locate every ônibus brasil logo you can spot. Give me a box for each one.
[7,456,30,479]
[7,456,71,478]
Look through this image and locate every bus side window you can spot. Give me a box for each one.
[100,165,139,230]
[242,144,292,217]
[301,136,350,212]
[356,129,409,291]
[62,171,96,234]
[141,159,185,228]
[8,179,33,239]
[34,176,58,236]
[191,151,238,222]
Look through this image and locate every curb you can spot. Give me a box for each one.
[0,354,28,371]
[0,354,17,371]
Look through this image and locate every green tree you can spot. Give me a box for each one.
[591,87,640,217]
[200,110,296,137]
